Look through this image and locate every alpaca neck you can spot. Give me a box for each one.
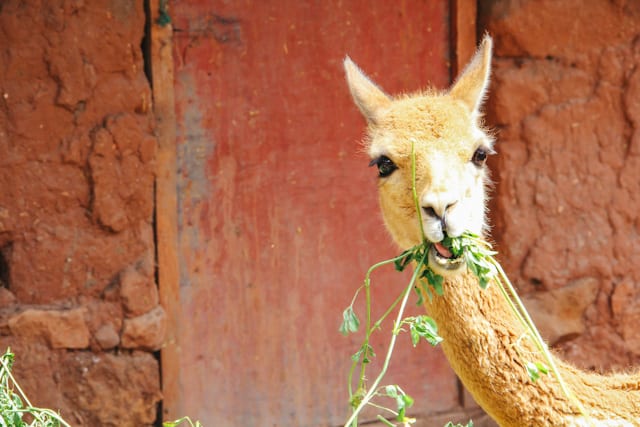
[423,269,640,426]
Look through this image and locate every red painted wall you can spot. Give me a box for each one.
[168,1,458,425]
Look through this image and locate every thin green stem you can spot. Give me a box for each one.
[0,352,72,427]
[347,355,358,404]
[488,258,591,422]
[344,254,426,427]
[491,274,529,338]
[164,416,203,427]
[376,415,397,427]
[359,268,372,393]
[369,401,399,417]
[372,289,411,331]
[347,252,418,410]
[410,140,426,241]
[0,354,32,408]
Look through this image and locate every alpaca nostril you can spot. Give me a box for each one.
[422,201,458,232]
[423,206,439,219]
[422,201,456,220]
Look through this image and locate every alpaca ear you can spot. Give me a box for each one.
[344,57,391,124]
[449,35,493,114]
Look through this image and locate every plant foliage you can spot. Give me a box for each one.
[0,348,70,427]
[0,348,202,427]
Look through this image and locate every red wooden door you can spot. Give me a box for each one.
[165,1,455,425]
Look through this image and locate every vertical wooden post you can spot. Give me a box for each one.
[451,0,478,78]
[451,0,479,414]
[149,0,181,421]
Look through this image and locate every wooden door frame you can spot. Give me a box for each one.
[148,0,181,421]
[452,0,478,78]
[149,0,478,421]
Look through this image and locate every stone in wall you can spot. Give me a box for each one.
[522,277,599,345]
[8,307,90,349]
[121,305,167,351]
[120,262,159,318]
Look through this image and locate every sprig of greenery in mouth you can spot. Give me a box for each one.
[441,232,497,289]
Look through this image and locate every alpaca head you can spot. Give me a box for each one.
[345,36,494,275]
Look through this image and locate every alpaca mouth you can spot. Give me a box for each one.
[429,242,464,271]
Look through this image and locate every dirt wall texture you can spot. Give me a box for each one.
[0,1,163,426]
[481,0,640,371]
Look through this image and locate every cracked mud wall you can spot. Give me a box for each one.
[2,0,639,425]
[481,1,640,370]
[0,1,163,425]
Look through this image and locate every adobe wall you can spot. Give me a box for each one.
[3,1,639,426]
[481,0,640,370]
[0,1,163,425]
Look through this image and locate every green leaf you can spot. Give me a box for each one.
[416,316,443,347]
[13,412,24,426]
[525,361,549,382]
[416,278,434,304]
[410,327,420,346]
[351,343,375,363]
[462,242,497,289]
[413,284,425,306]
[350,387,366,409]
[444,421,473,427]
[385,384,399,398]
[478,276,489,290]
[402,315,442,347]
[401,393,414,409]
[421,268,444,296]
[536,361,549,375]
[339,306,360,336]
[394,249,415,272]
[163,416,202,427]
[383,385,414,422]
[526,361,549,382]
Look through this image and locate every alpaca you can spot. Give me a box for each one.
[344,35,640,426]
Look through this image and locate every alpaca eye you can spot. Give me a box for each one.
[369,155,398,178]
[472,147,489,166]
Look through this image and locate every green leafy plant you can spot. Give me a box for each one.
[397,315,442,348]
[340,240,442,427]
[0,348,71,427]
[339,235,482,427]
[163,416,203,427]
[444,421,474,427]
[0,348,203,427]
[340,142,463,427]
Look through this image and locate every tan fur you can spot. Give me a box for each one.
[345,36,640,426]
